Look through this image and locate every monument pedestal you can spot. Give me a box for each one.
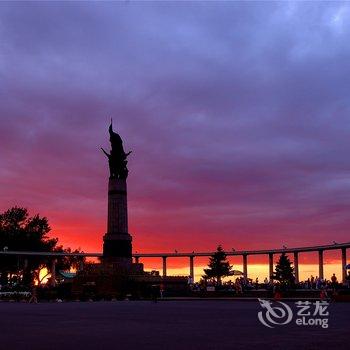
[103,177,132,267]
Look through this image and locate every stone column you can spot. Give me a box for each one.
[135,256,140,264]
[162,256,167,277]
[107,178,128,234]
[79,260,84,271]
[318,250,324,280]
[189,256,194,280]
[294,252,299,283]
[51,259,56,287]
[103,177,132,266]
[342,248,347,284]
[268,253,273,280]
[243,254,248,279]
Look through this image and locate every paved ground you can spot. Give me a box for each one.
[0,300,349,350]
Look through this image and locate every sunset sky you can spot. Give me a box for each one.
[1,2,350,277]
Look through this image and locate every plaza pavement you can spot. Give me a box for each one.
[0,300,348,350]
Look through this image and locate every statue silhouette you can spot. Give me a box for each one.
[102,120,131,179]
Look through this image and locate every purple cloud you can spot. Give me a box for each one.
[1,2,350,254]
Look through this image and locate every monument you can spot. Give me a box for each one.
[101,122,132,268]
[72,121,187,299]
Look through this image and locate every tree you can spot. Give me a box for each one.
[0,206,84,286]
[37,246,85,286]
[203,245,233,285]
[273,253,295,287]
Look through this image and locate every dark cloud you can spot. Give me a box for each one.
[1,2,350,253]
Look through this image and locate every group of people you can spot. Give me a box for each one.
[299,275,334,290]
[191,277,262,294]
[191,270,350,294]
[298,271,350,290]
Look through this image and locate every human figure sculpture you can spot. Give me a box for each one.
[101,120,131,179]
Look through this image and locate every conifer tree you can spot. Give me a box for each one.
[203,245,233,285]
[273,253,295,286]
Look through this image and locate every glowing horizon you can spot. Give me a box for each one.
[143,264,344,283]
[39,263,344,284]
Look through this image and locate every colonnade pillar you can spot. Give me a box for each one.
[162,256,167,277]
[342,248,347,283]
[243,254,248,279]
[318,250,324,280]
[294,252,299,283]
[268,253,273,280]
[51,259,56,287]
[189,256,194,280]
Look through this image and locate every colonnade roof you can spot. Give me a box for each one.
[0,241,349,258]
